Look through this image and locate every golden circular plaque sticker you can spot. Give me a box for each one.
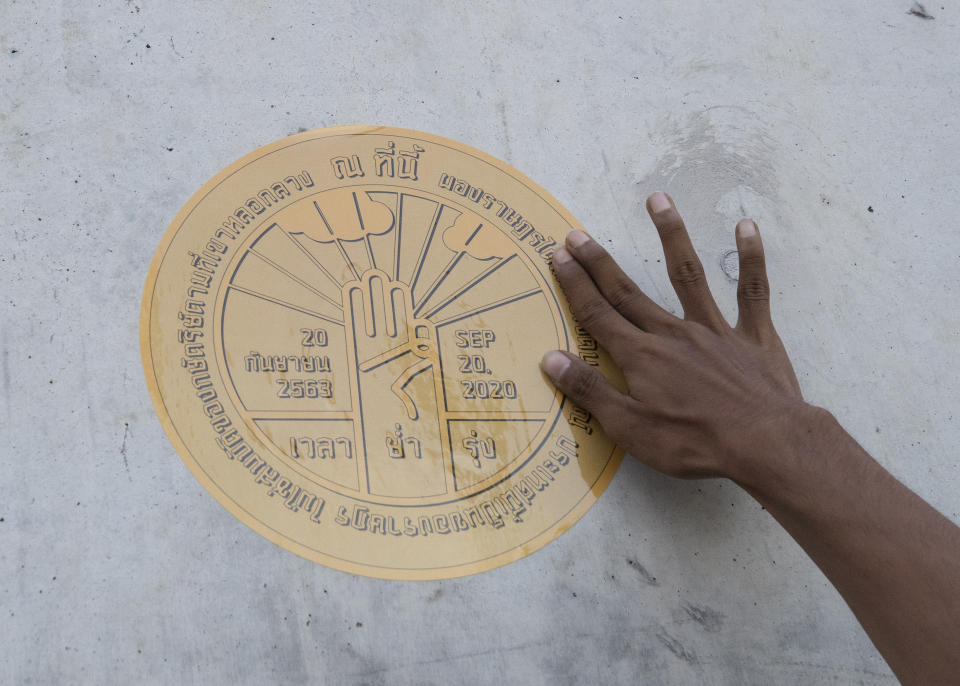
[141,126,624,579]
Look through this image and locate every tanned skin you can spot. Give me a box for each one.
[540,192,960,685]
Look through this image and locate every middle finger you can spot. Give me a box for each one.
[646,192,727,331]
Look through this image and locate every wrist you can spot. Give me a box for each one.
[728,401,850,498]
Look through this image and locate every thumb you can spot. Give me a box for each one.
[540,350,628,420]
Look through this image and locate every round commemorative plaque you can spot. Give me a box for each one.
[140,126,624,579]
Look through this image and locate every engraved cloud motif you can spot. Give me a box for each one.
[279,188,395,243]
[441,214,513,261]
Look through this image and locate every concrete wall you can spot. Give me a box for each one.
[2,1,958,683]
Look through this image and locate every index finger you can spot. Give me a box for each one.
[552,247,637,359]
[564,229,675,333]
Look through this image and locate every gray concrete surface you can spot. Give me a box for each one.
[2,1,959,683]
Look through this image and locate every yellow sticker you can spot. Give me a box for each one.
[140,126,624,579]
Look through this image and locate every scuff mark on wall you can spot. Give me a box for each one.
[682,602,725,632]
[656,628,698,664]
[907,3,935,20]
[626,558,660,586]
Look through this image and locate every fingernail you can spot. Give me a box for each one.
[553,247,572,265]
[648,191,671,214]
[736,219,757,238]
[566,230,590,248]
[541,350,571,378]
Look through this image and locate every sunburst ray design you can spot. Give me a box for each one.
[220,189,562,501]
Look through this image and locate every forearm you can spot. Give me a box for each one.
[542,197,960,681]
[734,405,960,685]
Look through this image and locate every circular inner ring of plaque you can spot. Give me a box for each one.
[141,126,625,579]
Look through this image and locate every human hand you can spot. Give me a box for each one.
[348,268,438,418]
[541,192,809,481]
[345,269,445,495]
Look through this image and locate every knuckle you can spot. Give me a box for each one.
[577,240,607,265]
[669,257,705,287]
[577,243,619,278]
[738,276,770,302]
[607,279,640,311]
[574,298,610,330]
[567,366,601,401]
[657,214,686,236]
[738,253,767,272]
